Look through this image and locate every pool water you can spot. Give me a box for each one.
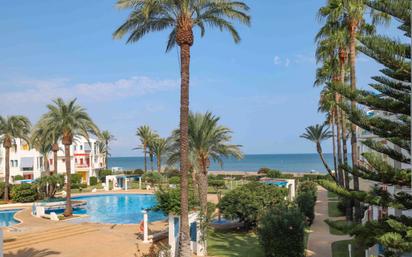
[0,209,21,227]
[67,194,165,224]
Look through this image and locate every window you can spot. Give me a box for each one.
[74,145,77,151]
[80,145,83,150]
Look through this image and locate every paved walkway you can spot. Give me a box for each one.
[307,187,350,257]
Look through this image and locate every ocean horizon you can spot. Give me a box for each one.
[109,153,344,173]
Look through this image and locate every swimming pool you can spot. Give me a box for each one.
[0,209,21,227]
[67,194,165,224]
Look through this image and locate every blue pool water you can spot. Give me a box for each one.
[67,194,165,224]
[0,209,21,227]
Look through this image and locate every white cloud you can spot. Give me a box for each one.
[273,53,315,67]
[285,58,290,67]
[273,56,281,65]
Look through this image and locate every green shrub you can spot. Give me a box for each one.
[296,191,316,225]
[297,181,318,198]
[133,169,144,175]
[257,205,305,257]
[34,174,64,199]
[218,182,287,228]
[0,182,6,199]
[11,183,38,203]
[267,169,282,178]
[80,183,88,189]
[154,188,198,215]
[13,175,24,181]
[257,167,271,174]
[168,176,180,185]
[70,174,82,189]
[143,172,162,186]
[97,169,112,182]
[89,176,98,186]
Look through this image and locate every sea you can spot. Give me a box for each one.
[109,153,339,173]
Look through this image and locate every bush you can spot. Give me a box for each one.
[98,169,112,182]
[297,181,317,198]
[0,182,6,199]
[257,167,271,174]
[143,172,162,186]
[267,169,282,178]
[11,183,38,203]
[257,205,305,257]
[168,176,180,185]
[13,175,24,181]
[89,176,98,186]
[296,191,316,225]
[154,188,198,215]
[218,182,287,228]
[70,174,82,189]
[34,174,64,199]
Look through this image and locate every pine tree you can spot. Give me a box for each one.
[319,0,412,255]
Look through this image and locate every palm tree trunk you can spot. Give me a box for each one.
[330,113,337,176]
[53,150,58,174]
[44,154,50,175]
[349,20,361,222]
[105,140,109,169]
[157,156,161,173]
[197,160,208,256]
[4,146,10,201]
[316,143,339,184]
[333,102,344,187]
[63,144,72,216]
[339,49,353,221]
[150,153,154,172]
[178,42,191,257]
[143,143,147,173]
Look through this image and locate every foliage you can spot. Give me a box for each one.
[13,175,24,181]
[70,174,82,189]
[208,230,264,257]
[89,176,98,186]
[218,182,287,228]
[98,170,112,182]
[266,169,282,178]
[154,188,198,215]
[257,205,305,257]
[296,192,316,225]
[11,183,38,203]
[297,181,318,198]
[168,176,180,185]
[257,167,271,174]
[0,182,6,199]
[34,174,64,199]
[142,172,162,186]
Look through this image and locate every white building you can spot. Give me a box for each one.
[358,110,412,257]
[0,136,105,184]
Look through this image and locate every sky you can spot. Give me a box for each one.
[0,0,384,157]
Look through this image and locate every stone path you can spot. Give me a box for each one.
[307,187,350,257]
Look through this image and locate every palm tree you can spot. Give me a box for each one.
[318,0,387,221]
[99,130,116,169]
[301,124,339,184]
[0,116,31,200]
[39,98,99,216]
[136,125,154,173]
[152,137,170,173]
[114,2,250,255]
[147,133,159,172]
[31,125,53,175]
[168,112,243,255]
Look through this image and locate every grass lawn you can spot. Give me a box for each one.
[332,240,364,257]
[208,230,264,257]
[328,201,345,217]
[328,220,348,235]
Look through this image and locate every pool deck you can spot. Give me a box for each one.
[0,190,219,257]
[1,189,166,257]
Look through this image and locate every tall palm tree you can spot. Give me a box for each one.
[147,133,159,172]
[39,98,99,216]
[318,0,377,221]
[301,124,339,184]
[152,137,170,173]
[136,125,154,173]
[99,130,116,169]
[113,2,250,253]
[0,116,31,200]
[31,125,53,175]
[168,112,243,255]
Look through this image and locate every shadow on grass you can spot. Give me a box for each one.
[5,248,60,257]
[208,229,264,257]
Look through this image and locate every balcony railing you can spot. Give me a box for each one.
[75,164,90,168]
